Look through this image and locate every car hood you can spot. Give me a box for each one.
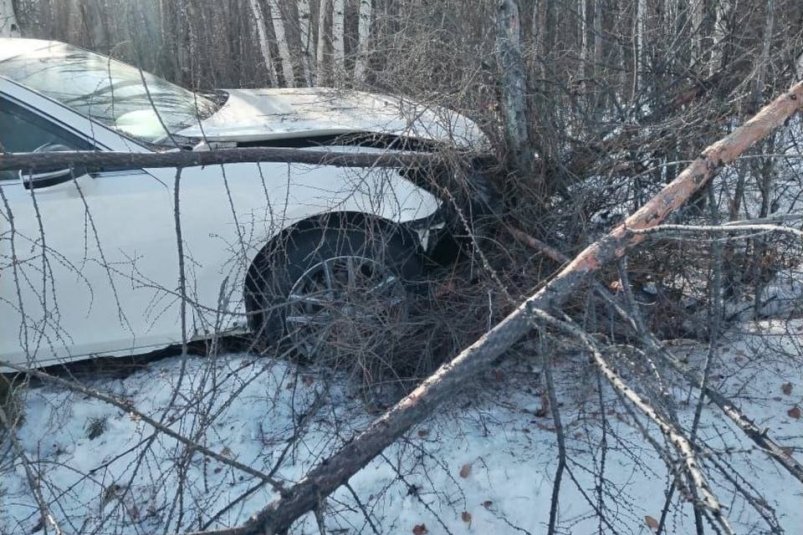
[175,88,488,149]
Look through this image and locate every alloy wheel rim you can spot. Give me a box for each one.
[285,255,408,363]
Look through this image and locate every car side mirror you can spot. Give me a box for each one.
[19,143,88,190]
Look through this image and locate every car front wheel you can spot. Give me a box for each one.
[248,225,424,366]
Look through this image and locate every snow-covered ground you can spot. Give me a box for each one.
[1,319,801,534]
[3,120,803,534]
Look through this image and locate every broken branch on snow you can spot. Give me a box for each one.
[185,83,803,535]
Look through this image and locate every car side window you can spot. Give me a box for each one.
[0,98,91,181]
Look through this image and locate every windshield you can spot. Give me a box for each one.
[0,42,218,144]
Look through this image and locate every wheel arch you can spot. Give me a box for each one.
[243,211,422,330]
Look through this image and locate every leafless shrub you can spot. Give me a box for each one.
[3,1,803,534]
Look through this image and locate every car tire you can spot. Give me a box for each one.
[248,224,424,363]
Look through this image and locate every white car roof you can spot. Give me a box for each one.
[0,38,57,63]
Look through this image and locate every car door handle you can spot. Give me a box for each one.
[21,167,88,190]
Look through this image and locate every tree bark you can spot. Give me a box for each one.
[635,0,646,97]
[0,147,443,173]
[184,81,803,535]
[0,0,19,37]
[316,0,331,85]
[751,0,775,112]
[532,0,546,80]
[176,0,199,87]
[709,0,728,75]
[578,0,587,82]
[249,0,280,86]
[496,0,533,178]
[158,0,180,81]
[692,0,706,62]
[354,0,373,82]
[296,0,314,86]
[332,0,346,82]
[267,0,297,87]
[592,0,604,114]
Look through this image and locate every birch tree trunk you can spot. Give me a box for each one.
[332,0,346,82]
[0,0,20,37]
[578,0,587,83]
[159,0,180,81]
[593,0,603,65]
[176,0,198,87]
[497,0,532,178]
[529,0,544,80]
[692,0,705,62]
[354,0,373,82]
[592,0,604,113]
[268,0,297,87]
[751,0,775,111]
[532,0,545,62]
[635,0,646,96]
[297,0,313,86]
[249,0,280,86]
[709,0,727,75]
[316,0,331,85]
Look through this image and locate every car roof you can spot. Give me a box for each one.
[0,38,60,63]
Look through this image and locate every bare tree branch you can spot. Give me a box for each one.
[0,147,448,173]
[0,361,287,492]
[182,78,803,535]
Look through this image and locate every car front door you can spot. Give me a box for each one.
[0,93,179,369]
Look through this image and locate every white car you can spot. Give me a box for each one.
[0,38,490,370]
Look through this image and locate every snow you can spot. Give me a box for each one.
[3,120,803,534]
[2,321,802,534]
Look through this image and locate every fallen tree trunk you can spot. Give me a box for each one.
[185,84,803,535]
[510,226,803,484]
[0,146,445,173]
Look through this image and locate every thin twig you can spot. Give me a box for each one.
[0,361,285,491]
[524,306,734,534]
[514,228,803,483]
[0,404,64,535]
[541,334,566,535]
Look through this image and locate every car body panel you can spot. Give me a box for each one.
[175,88,489,148]
[1,157,438,369]
[0,76,442,371]
[0,38,474,371]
